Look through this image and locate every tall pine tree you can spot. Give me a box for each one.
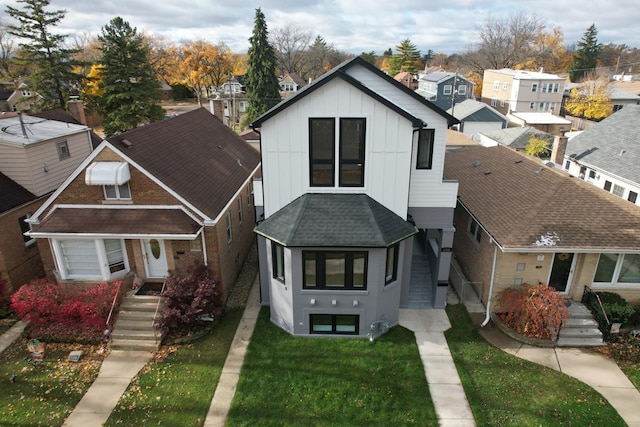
[98,17,163,137]
[569,24,602,82]
[6,0,82,110]
[244,8,281,126]
[389,39,421,75]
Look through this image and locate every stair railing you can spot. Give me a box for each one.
[594,293,611,326]
[105,281,124,341]
[153,279,168,343]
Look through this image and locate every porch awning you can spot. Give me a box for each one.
[85,162,131,186]
[29,206,202,239]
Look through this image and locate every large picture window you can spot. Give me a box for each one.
[303,251,367,290]
[55,238,128,280]
[310,314,359,335]
[416,129,434,169]
[339,118,365,186]
[309,118,335,186]
[594,253,640,284]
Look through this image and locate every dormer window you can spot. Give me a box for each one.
[85,162,132,200]
[56,141,70,160]
[104,183,131,200]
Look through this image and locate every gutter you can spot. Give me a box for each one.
[482,244,499,327]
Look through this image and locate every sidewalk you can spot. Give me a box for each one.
[0,320,27,354]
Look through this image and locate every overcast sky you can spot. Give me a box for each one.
[1,0,639,55]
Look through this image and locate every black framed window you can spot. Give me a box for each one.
[385,244,399,285]
[303,251,367,290]
[416,129,434,169]
[468,217,482,243]
[310,314,359,335]
[272,242,285,283]
[339,118,365,186]
[19,213,33,244]
[309,118,335,186]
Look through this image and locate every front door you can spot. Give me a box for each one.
[548,252,574,293]
[142,239,168,278]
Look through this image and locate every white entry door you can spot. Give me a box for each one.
[142,239,168,278]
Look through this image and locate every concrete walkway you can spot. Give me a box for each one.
[204,277,261,426]
[63,350,151,426]
[0,320,27,354]
[400,309,476,427]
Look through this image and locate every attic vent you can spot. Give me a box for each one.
[472,160,482,167]
[237,159,242,166]
[514,159,523,164]
[619,149,626,155]
[484,170,492,175]
[122,139,132,148]
[536,166,544,174]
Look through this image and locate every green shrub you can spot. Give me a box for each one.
[583,291,636,338]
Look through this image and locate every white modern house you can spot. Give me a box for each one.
[250,57,459,337]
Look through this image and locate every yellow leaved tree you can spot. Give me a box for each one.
[564,79,613,121]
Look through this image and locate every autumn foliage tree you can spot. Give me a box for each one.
[564,79,613,121]
[497,283,569,341]
[525,135,551,157]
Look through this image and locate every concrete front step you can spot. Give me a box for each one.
[556,336,605,347]
[557,301,604,346]
[117,310,158,321]
[110,338,160,351]
[564,317,599,327]
[559,327,603,339]
[112,329,157,339]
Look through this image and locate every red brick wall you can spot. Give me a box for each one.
[0,198,47,294]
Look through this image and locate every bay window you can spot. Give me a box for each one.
[303,251,367,290]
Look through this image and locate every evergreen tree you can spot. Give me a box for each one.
[6,0,82,110]
[244,8,281,126]
[389,39,421,75]
[98,17,163,137]
[569,24,602,82]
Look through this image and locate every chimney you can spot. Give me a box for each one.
[68,97,87,125]
[551,134,568,165]
[209,98,225,123]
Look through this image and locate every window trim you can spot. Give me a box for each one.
[303,250,368,290]
[457,85,466,96]
[309,118,336,187]
[310,314,359,335]
[272,242,285,283]
[338,118,366,187]
[416,129,434,170]
[56,140,70,161]
[385,244,399,285]
[237,196,243,225]
[443,84,452,95]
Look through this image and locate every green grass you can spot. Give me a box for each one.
[620,362,640,390]
[0,340,105,426]
[226,308,436,427]
[104,308,243,426]
[445,304,627,426]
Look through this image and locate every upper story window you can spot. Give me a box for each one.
[542,83,548,93]
[628,191,638,204]
[416,129,434,170]
[309,118,366,188]
[56,141,70,160]
[237,196,243,224]
[280,82,295,91]
[493,80,499,90]
[457,85,466,96]
[467,217,482,244]
[303,251,367,290]
[226,212,233,243]
[491,97,497,107]
[443,85,452,95]
[552,83,559,93]
[104,183,131,200]
[502,82,508,90]
[531,83,538,92]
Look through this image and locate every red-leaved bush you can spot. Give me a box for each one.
[156,261,222,335]
[11,279,124,343]
[497,283,569,341]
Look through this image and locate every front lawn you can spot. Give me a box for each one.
[104,308,243,426]
[0,340,107,426]
[226,308,436,427]
[445,304,626,426]
[619,362,640,390]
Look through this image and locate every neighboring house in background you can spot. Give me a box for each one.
[563,105,640,207]
[608,80,640,112]
[394,71,418,90]
[251,57,459,337]
[158,81,172,102]
[6,81,44,112]
[416,71,475,111]
[27,108,261,300]
[0,82,13,111]
[239,129,260,152]
[444,145,640,317]
[0,173,46,294]
[506,111,571,136]
[0,113,96,293]
[481,69,565,116]
[446,99,507,139]
[279,72,308,99]
[209,76,249,128]
[477,125,554,152]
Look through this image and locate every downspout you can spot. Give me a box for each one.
[200,229,208,266]
[482,243,498,327]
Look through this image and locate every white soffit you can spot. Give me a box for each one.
[85,162,131,185]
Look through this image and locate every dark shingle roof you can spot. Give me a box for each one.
[107,108,261,220]
[566,105,640,184]
[255,193,417,247]
[444,145,640,251]
[0,172,36,213]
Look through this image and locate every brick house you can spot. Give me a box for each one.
[27,108,260,299]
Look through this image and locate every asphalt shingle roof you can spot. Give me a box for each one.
[255,193,418,247]
[443,145,640,251]
[479,126,554,149]
[566,105,640,184]
[0,172,36,213]
[107,108,261,221]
